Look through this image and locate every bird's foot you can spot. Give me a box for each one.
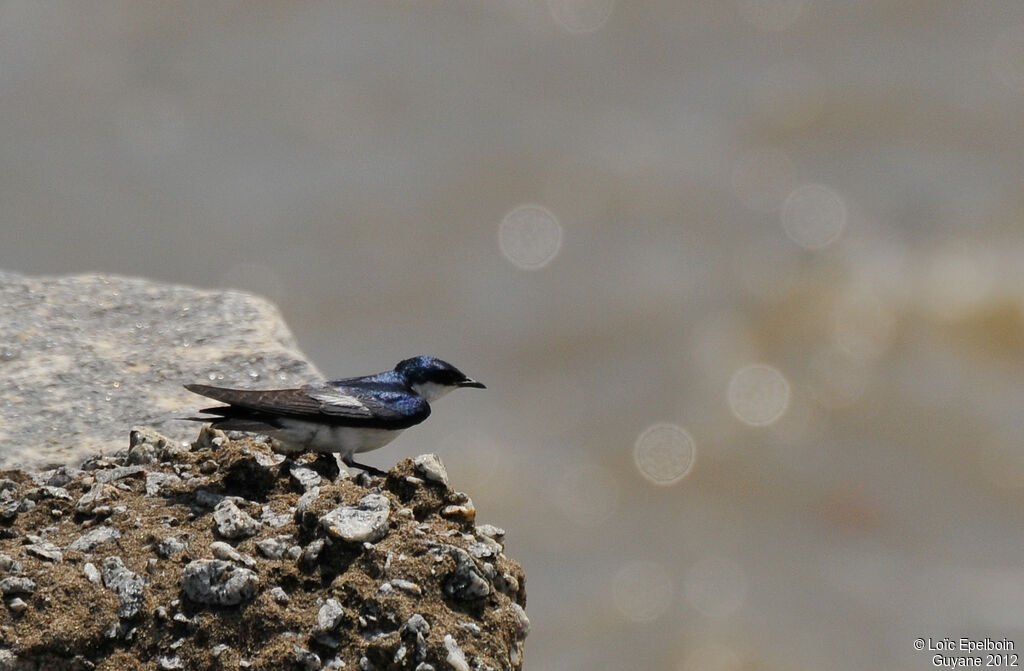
[343,457,388,478]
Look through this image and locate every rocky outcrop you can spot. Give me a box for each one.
[0,271,319,469]
[0,428,528,670]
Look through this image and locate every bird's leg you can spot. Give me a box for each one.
[341,454,388,478]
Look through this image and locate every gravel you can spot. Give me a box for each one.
[0,429,527,670]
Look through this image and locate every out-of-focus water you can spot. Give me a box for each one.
[2,2,1023,667]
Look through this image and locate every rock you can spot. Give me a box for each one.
[440,545,491,601]
[68,526,122,552]
[413,454,450,486]
[93,465,147,484]
[212,500,261,539]
[468,537,500,559]
[295,487,321,527]
[181,559,259,606]
[7,597,28,615]
[24,537,63,563]
[510,603,530,636]
[269,587,290,604]
[83,563,101,584]
[0,554,23,574]
[222,448,283,497]
[75,483,115,515]
[319,493,391,544]
[391,578,422,596]
[400,613,431,664]
[443,634,470,671]
[293,645,321,671]
[155,537,186,558]
[127,427,172,465]
[210,541,257,568]
[24,486,72,502]
[317,598,345,632]
[299,538,325,566]
[289,465,322,492]
[101,556,145,620]
[41,466,81,487]
[0,577,35,596]
[0,270,320,468]
[255,535,295,560]
[145,472,182,496]
[441,492,476,523]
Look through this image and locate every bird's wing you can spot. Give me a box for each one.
[304,383,431,426]
[184,382,430,428]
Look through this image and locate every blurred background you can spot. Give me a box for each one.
[2,1,1024,668]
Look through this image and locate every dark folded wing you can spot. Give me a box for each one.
[184,382,430,429]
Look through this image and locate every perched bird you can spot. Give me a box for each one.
[184,356,485,475]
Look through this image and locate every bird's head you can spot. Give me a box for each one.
[395,356,486,402]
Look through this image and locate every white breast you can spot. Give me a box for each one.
[272,419,402,458]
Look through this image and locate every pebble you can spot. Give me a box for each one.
[102,556,145,620]
[7,597,27,614]
[127,427,169,465]
[76,483,114,514]
[493,569,520,596]
[83,562,101,584]
[269,586,290,604]
[69,526,122,552]
[25,537,63,563]
[0,577,35,596]
[468,539,499,559]
[0,553,23,574]
[289,465,322,492]
[255,535,295,560]
[294,487,321,528]
[317,598,345,631]
[213,500,261,539]
[260,508,292,529]
[181,559,259,606]
[155,537,186,558]
[391,579,422,596]
[300,538,325,565]
[413,454,449,487]
[400,613,431,662]
[94,465,147,484]
[475,524,505,540]
[441,493,476,523]
[145,473,181,496]
[319,493,391,544]
[25,486,72,502]
[194,489,224,508]
[294,645,321,671]
[190,425,228,451]
[0,500,20,522]
[210,541,257,568]
[510,602,530,635]
[443,634,470,671]
[458,621,482,636]
[441,545,490,601]
[157,655,183,670]
[43,466,81,487]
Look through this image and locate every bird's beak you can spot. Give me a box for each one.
[459,378,486,389]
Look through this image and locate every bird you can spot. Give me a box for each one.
[184,356,485,475]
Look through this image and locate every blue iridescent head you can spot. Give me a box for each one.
[395,356,485,400]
